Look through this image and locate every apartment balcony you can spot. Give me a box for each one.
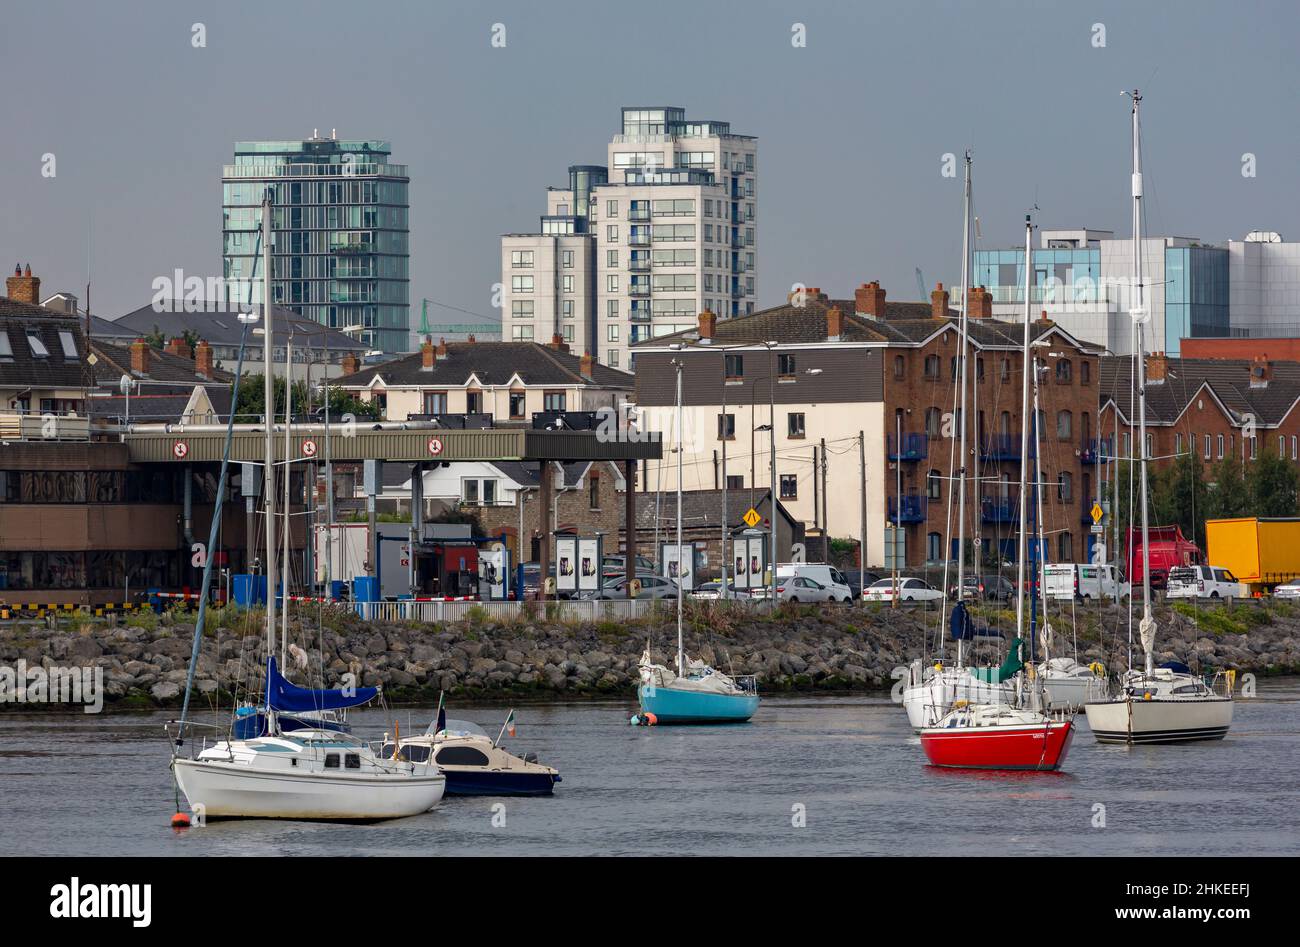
[630,306,652,323]
[628,208,650,222]
[730,232,744,248]
[628,257,650,272]
[887,432,928,462]
[628,283,651,297]
[628,231,651,247]
[1079,438,1113,464]
[981,496,1019,524]
[980,434,1022,461]
[889,494,928,524]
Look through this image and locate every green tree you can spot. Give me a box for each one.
[144,324,166,350]
[1246,445,1300,517]
[232,374,377,423]
[1203,456,1250,521]
[1150,450,1205,549]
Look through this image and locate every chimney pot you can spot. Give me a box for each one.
[5,262,40,304]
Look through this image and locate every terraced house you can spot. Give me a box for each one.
[633,283,1100,568]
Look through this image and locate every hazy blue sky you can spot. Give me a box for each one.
[3,0,1297,336]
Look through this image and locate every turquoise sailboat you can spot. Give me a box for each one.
[635,353,759,724]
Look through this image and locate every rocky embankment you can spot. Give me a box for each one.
[4,599,1300,709]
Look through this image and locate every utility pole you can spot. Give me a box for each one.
[820,435,828,560]
[859,429,866,600]
[892,412,901,609]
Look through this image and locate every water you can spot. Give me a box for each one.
[3,680,1298,856]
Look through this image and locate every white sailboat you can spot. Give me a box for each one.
[171,192,445,818]
[902,152,1014,729]
[1083,90,1234,744]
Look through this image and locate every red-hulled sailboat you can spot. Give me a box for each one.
[916,211,1076,772]
[920,701,1075,771]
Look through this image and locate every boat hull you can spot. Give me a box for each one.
[1041,674,1108,711]
[173,758,446,820]
[920,721,1075,771]
[443,770,559,797]
[903,672,1016,730]
[638,683,759,724]
[1084,697,1233,744]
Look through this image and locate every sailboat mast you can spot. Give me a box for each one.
[674,357,684,677]
[1014,216,1033,642]
[1129,89,1155,677]
[955,152,972,668]
[262,192,277,665]
[282,331,292,667]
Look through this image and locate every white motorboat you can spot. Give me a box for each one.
[378,705,560,796]
[173,727,446,820]
[1038,656,1108,710]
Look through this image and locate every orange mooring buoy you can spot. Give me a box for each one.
[171,811,192,829]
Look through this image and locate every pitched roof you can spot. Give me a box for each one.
[0,298,90,389]
[1101,355,1300,427]
[335,341,633,389]
[89,341,233,385]
[114,302,367,352]
[633,488,797,531]
[633,292,1086,351]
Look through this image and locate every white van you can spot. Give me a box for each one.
[774,563,855,603]
[1166,565,1248,602]
[1043,563,1130,601]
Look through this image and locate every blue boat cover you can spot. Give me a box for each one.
[949,602,1004,641]
[265,657,378,712]
[1158,660,1192,674]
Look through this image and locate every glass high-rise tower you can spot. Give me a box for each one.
[222,134,410,353]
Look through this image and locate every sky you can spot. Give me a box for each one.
[3,0,1297,339]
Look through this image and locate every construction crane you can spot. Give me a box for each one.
[417,298,502,341]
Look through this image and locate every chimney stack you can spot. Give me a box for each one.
[1147,351,1168,383]
[436,336,448,357]
[6,263,40,304]
[164,337,193,360]
[855,281,887,318]
[421,336,437,370]
[1250,354,1273,387]
[930,282,950,320]
[195,340,214,378]
[341,352,360,376]
[467,334,476,344]
[549,333,568,352]
[698,309,716,340]
[580,352,595,380]
[826,306,844,341]
[130,338,151,376]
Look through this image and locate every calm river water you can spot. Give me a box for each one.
[3,679,1297,856]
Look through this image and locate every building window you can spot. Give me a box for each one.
[589,473,600,509]
[1058,472,1072,502]
[927,532,942,563]
[511,325,534,341]
[607,349,619,367]
[1205,434,1212,460]
[466,391,481,414]
[607,325,620,341]
[1058,532,1072,562]
[925,407,942,438]
[607,249,619,266]
[607,275,619,293]
[509,392,525,419]
[724,353,743,379]
[607,300,619,318]
[1176,433,1183,455]
[1056,359,1072,383]
[779,474,798,499]
[544,391,566,412]
[511,250,534,268]
[893,355,905,379]
[606,199,619,218]
[1001,358,1011,381]
[717,413,735,440]
[607,225,618,241]
[562,250,573,268]
[927,469,942,500]
[1057,410,1072,440]
[924,355,940,379]
[777,354,796,377]
[1081,361,1091,385]
[562,300,574,319]
[511,300,534,319]
[787,412,805,438]
[1218,434,1225,459]
[511,275,534,293]
[563,275,574,293]
[1250,436,1257,460]
[726,474,744,490]
[424,391,447,414]
[462,478,498,505]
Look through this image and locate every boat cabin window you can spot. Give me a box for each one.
[324,753,340,768]
[380,743,431,762]
[435,746,492,767]
[345,753,361,769]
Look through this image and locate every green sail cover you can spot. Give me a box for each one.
[969,637,1025,684]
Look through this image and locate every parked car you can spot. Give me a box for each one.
[948,574,1016,601]
[583,572,679,600]
[689,580,752,600]
[1272,578,1300,599]
[771,575,839,603]
[775,564,854,603]
[863,577,943,603]
[1165,565,1248,602]
[1042,563,1130,601]
[842,570,882,600]
[601,554,656,578]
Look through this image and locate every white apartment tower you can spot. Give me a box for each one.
[500,107,757,369]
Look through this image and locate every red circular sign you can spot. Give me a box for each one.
[173,440,189,459]
[301,439,317,457]
[427,436,443,456]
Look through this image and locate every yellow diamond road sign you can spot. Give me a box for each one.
[1090,502,1104,524]
[743,507,762,528]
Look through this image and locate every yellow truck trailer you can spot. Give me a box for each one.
[1204,517,1300,594]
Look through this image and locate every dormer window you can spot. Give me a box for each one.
[27,332,49,358]
[59,331,78,359]
[0,332,13,362]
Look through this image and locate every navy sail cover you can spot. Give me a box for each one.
[265,657,378,712]
[949,601,1004,641]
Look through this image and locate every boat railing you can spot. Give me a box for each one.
[733,674,758,694]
